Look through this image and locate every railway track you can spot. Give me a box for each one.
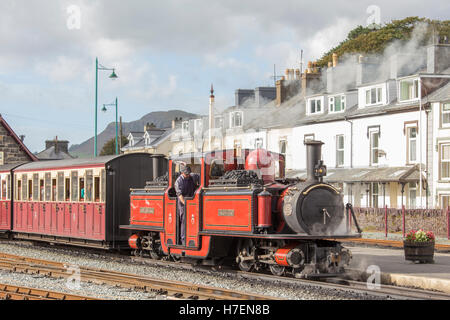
[0,283,97,300]
[1,241,449,300]
[0,252,276,300]
[129,256,450,300]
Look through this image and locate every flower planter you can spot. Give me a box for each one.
[403,241,435,263]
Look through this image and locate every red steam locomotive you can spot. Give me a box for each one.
[121,141,361,277]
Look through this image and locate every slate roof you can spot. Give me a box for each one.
[36,146,75,160]
[286,165,425,184]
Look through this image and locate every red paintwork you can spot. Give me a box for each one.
[125,150,287,259]
[274,242,299,266]
[257,191,272,228]
[14,164,104,173]
[130,195,164,228]
[245,149,275,183]
[202,194,253,232]
[0,200,11,231]
[128,234,140,249]
[161,233,211,258]
[186,189,201,248]
[13,201,105,241]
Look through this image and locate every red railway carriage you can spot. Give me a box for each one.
[122,142,361,277]
[0,163,24,232]
[11,153,160,248]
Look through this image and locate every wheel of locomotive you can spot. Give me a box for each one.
[269,265,285,276]
[237,239,256,272]
[171,255,181,262]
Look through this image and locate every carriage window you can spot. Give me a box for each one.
[94,177,100,202]
[28,180,32,201]
[52,179,57,201]
[79,177,85,201]
[21,174,27,202]
[17,180,22,201]
[32,174,39,201]
[45,173,51,201]
[85,170,93,202]
[71,171,78,202]
[57,172,64,202]
[65,178,70,201]
[1,180,5,200]
[101,169,106,202]
[7,175,10,200]
[39,179,44,201]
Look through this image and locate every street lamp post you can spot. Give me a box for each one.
[102,97,119,155]
[95,57,118,157]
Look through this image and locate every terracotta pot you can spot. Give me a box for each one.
[403,240,435,263]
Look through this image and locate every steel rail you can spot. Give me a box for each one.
[130,256,450,300]
[0,253,276,300]
[0,283,97,300]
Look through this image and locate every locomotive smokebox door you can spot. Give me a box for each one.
[298,185,345,235]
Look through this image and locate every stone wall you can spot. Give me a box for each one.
[353,207,449,238]
[0,125,32,164]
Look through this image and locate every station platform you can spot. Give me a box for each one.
[346,245,450,294]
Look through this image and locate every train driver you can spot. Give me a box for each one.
[174,165,200,245]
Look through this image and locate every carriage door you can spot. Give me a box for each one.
[185,190,200,249]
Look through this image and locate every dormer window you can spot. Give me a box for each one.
[182,121,189,135]
[307,97,323,115]
[144,132,151,146]
[128,134,135,147]
[399,78,419,102]
[365,87,382,106]
[230,111,243,128]
[329,95,345,113]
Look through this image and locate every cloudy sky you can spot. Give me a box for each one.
[0,0,448,153]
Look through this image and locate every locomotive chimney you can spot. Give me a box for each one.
[305,140,324,183]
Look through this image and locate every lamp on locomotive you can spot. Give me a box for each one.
[245,149,276,184]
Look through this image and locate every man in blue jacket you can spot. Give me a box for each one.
[174,165,200,245]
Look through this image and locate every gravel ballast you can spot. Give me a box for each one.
[0,240,387,300]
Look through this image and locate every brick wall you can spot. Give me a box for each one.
[0,125,33,164]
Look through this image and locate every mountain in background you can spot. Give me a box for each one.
[317,17,450,67]
[69,109,199,158]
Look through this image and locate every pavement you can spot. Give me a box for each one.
[347,245,450,294]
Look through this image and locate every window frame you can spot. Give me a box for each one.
[307,97,324,115]
[369,129,380,166]
[441,102,450,128]
[399,78,420,102]
[370,183,379,208]
[406,126,418,164]
[181,121,190,135]
[336,134,345,167]
[255,138,263,149]
[329,94,346,113]
[364,86,383,107]
[279,139,287,157]
[439,143,450,180]
[304,134,315,143]
[230,111,243,128]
